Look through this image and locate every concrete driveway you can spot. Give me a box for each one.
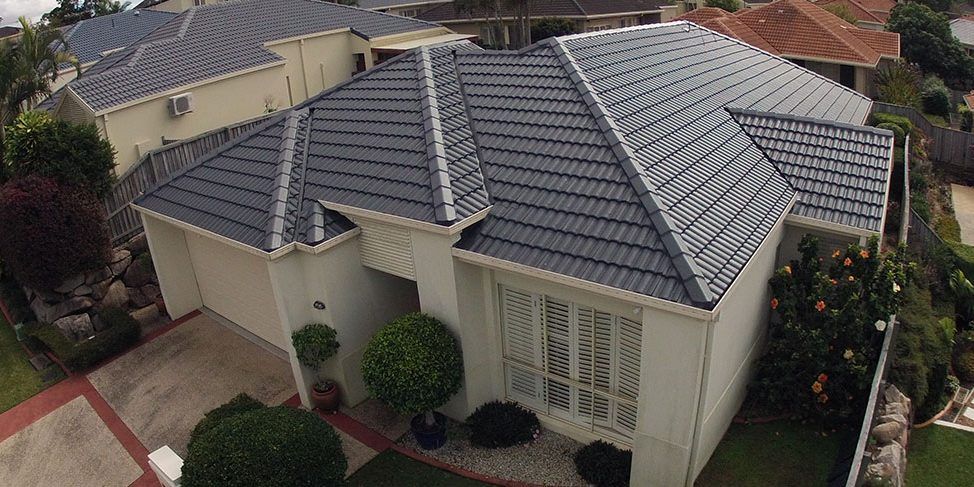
[87,313,296,456]
[952,184,974,245]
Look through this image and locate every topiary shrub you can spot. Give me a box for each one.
[466,400,540,448]
[30,307,141,371]
[361,312,462,426]
[189,394,266,448]
[181,406,347,487]
[291,323,340,391]
[876,122,905,147]
[955,349,974,383]
[574,440,632,487]
[871,112,914,138]
[0,176,111,291]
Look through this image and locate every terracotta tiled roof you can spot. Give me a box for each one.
[964,91,974,111]
[811,0,884,23]
[735,0,896,65]
[677,7,730,24]
[698,16,780,54]
[855,0,896,13]
[847,26,899,57]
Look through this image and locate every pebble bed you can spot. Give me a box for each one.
[397,418,587,486]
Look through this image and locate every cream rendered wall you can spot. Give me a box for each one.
[776,222,860,267]
[100,64,289,173]
[266,31,367,105]
[690,220,785,480]
[141,214,202,320]
[267,237,420,408]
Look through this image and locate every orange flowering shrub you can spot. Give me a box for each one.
[753,235,912,421]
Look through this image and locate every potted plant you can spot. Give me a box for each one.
[291,323,341,412]
[361,312,463,450]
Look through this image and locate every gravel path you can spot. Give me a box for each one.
[398,419,587,486]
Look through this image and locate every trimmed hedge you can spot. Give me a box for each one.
[31,307,140,371]
[189,394,266,448]
[574,440,632,487]
[876,122,906,147]
[466,401,541,448]
[181,406,347,487]
[871,112,913,138]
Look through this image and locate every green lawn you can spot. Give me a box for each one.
[0,315,63,413]
[347,450,488,486]
[695,421,844,486]
[906,424,974,486]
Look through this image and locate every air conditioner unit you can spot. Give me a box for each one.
[168,93,194,117]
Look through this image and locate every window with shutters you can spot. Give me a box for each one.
[500,285,642,443]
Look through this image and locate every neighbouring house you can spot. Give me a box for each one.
[810,0,896,30]
[45,9,178,95]
[677,0,899,97]
[42,0,470,175]
[951,15,974,56]
[415,0,668,47]
[358,0,450,18]
[0,25,21,39]
[133,24,893,486]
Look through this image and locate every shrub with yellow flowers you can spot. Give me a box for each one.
[751,235,912,421]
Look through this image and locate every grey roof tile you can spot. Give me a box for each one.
[730,108,893,232]
[69,0,442,112]
[56,10,177,68]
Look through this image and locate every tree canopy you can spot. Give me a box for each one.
[887,2,974,90]
[705,0,741,12]
[42,0,131,28]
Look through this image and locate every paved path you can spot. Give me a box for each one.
[951,184,974,244]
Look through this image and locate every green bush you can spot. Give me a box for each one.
[960,103,973,132]
[466,401,540,448]
[871,112,914,137]
[935,214,962,242]
[876,122,905,146]
[31,307,141,371]
[181,406,347,487]
[189,394,266,448]
[921,76,951,118]
[361,313,463,418]
[705,0,740,12]
[947,241,974,282]
[890,287,955,421]
[291,323,339,384]
[955,349,974,383]
[574,440,632,487]
[531,17,576,41]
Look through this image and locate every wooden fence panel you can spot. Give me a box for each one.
[872,102,974,177]
[104,114,275,244]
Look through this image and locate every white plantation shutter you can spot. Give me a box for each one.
[500,285,643,443]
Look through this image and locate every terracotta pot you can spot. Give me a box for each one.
[311,381,341,413]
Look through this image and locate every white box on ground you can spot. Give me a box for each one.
[148,445,183,487]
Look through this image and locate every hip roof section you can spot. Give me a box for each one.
[56,10,177,68]
[68,0,443,112]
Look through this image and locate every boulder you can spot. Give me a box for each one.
[91,314,109,333]
[885,401,909,418]
[109,252,133,277]
[141,284,161,301]
[53,314,95,342]
[131,304,160,326]
[871,442,905,486]
[884,384,908,406]
[73,285,93,297]
[123,233,148,255]
[34,288,63,304]
[865,461,899,487]
[878,414,909,428]
[123,257,154,288]
[128,288,153,308]
[99,281,129,310]
[111,249,131,264]
[871,421,904,445]
[54,274,85,294]
[90,279,113,300]
[85,266,113,286]
[31,296,94,324]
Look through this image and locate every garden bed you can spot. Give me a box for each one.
[695,420,848,487]
[397,417,587,486]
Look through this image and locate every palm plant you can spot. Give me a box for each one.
[0,17,79,140]
[94,1,132,16]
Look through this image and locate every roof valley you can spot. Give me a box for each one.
[416,46,458,224]
[548,38,715,306]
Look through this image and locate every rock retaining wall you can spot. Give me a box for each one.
[864,384,912,487]
[26,233,161,343]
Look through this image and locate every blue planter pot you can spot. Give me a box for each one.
[411,412,447,450]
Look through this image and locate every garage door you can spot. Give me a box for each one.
[185,233,286,351]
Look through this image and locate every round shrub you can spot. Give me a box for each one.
[189,393,266,448]
[361,313,462,416]
[574,440,632,487]
[181,406,347,487]
[876,122,905,147]
[955,349,974,383]
[292,323,340,372]
[466,400,541,448]
[0,176,110,290]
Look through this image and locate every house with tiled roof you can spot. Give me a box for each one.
[45,9,177,96]
[810,0,893,28]
[133,23,894,485]
[46,0,469,174]
[951,15,974,56]
[415,0,669,46]
[677,0,899,96]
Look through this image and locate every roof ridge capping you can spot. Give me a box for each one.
[416,46,457,224]
[264,107,310,250]
[726,107,894,137]
[547,38,716,307]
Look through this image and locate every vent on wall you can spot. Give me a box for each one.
[168,93,195,117]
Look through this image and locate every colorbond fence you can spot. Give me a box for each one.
[104,114,275,244]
